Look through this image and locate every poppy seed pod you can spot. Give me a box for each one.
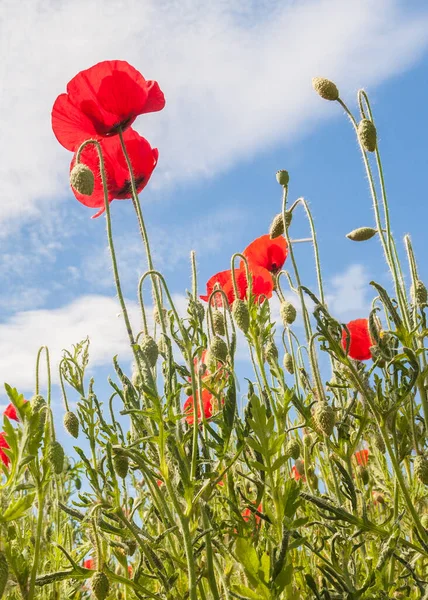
[212,309,226,336]
[280,301,297,326]
[209,336,228,362]
[313,402,335,436]
[283,352,294,374]
[63,411,79,438]
[312,77,339,101]
[70,163,95,196]
[276,170,290,187]
[48,441,65,474]
[140,335,159,368]
[286,439,301,460]
[113,453,129,479]
[357,119,377,152]
[410,280,428,305]
[414,455,428,485]
[0,552,8,598]
[232,299,249,333]
[346,227,377,242]
[91,571,110,600]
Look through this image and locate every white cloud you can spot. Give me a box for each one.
[0,0,427,227]
[325,263,371,319]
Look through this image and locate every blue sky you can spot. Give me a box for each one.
[1,0,428,448]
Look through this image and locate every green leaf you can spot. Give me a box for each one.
[231,585,264,600]
[235,537,260,584]
[0,492,36,522]
[274,563,293,594]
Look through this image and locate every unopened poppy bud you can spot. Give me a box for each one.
[157,336,168,356]
[269,212,292,239]
[346,227,377,242]
[91,571,109,600]
[113,453,129,479]
[265,340,278,364]
[357,119,377,152]
[313,401,335,436]
[312,77,339,101]
[414,455,428,485]
[373,430,386,453]
[295,458,305,476]
[125,539,137,556]
[131,368,141,389]
[357,465,369,485]
[283,352,294,374]
[0,552,8,598]
[232,300,249,333]
[48,441,65,474]
[63,411,79,438]
[212,309,226,336]
[276,170,290,187]
[286,439,300,460]
[140,335,158,368]
[193,300,205,321]
[303,433,312,447]
[280,301,297,326]
[411,280,428,305]
[70,163,95,195]
[209,335,228,362]
[421,514,428,529]
[153,306,167,325]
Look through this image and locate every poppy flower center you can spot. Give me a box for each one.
[119,176,146,196]
[106,116,134,136]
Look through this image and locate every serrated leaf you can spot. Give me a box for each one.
[235,537,260,584]
[0,492,36,522]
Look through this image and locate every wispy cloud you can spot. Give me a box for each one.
[1,0,427,227]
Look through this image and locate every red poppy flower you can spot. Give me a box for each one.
[70,129,159,217]
[354,449,369,467]
[156,478,163,487]
[291,459,306,482]
[4,400,28,422]
[341,319,373,361]
[83,559,95,570]
[52,60,165,151]
[0,432,10,467]
[242,235,288,275]
[183,389,214,425]
[242,502,263,525]
[200,266,273,305]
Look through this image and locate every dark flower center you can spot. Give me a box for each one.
[118,176,146,196]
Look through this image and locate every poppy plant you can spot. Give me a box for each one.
[354,448,369,467]
[0,432,10,467]
[183,389,214,425]
[52,60,165,151]
[291,459,306,482]
[242,502,263,525]
[4,400,27,422]
[70,129,159,217]
[242,234,288,275]
[341,318,373,361]
[200,266,273,306]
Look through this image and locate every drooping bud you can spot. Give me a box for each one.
[312,402,335,436]
[63,411,79,438]
[283,353,294,374]
[125,539,137,556]
[157,336,169,356]
[113,453,129,479]
[232,300,249,333]
[410,280,428,306]
[303,433,312,447]
[373,430,386,453]
[192,300,205,321]
[131,367,142,389]
[276,170,290,187]
[346,227,377,242]
[265,340,278,364]
[48,441,65,474]
[153,306,167,325]
[0,552,8,598]
[312,77,339,101]
[91,571,110,600]
[286,439,300,460]
[208,336,228,362]
[280,301,297,326]
[212,309,226,336]
[414,455,428,486]
[357,119,377,152]
[31,394,47,431]
[269,212,292,239]
[70,163,95,196]
[140,335,159,368]
[357,465,369,485]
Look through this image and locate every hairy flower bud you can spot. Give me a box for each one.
[276,170,290,187]
[0,552,8,598]
[212,309,226,336]
[357,119,377,152]
[295,458,305,476]
[48,441,65,474]
[209,336,228,362]
[357,465,369,485]
[269,212,292,239]
[125,539,137,556]
[153,306,167,325]
[411,280,428,306]
[303,433,312,447]
[265,340,278,364]
[113,453,129,479]
[313,402,335,436]
[280,301,297,326]
[140,335,158,368]
[312,77,339,101]
[63,411,79,438]
[421,514,428,530]
[286,439,300,460]
[283,352,294,374]
[157,336,169,356]
[232,300,249,333]
[70,163,95,195]
[346,227,377,242]
[373,430,386,454]
[91,571,109,600]
[414,455,428,485]
[192,300,205,321]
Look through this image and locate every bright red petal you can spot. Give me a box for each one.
[0,432,10,467]
[236,266,273,302]
[341,319,373,361]
[243,235,288,274]
[183,390,213,425]
[4,403,18,421]
[52,93,100,151]
[200,270,237,305]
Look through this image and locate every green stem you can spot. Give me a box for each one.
[28,489,45,600]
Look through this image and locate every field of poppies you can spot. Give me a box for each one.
[0,62,427,599]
